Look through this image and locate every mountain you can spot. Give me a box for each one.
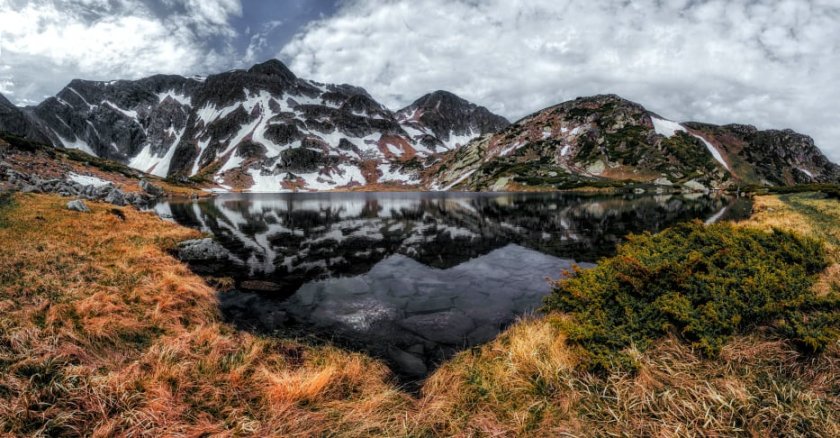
[428,95,840,191]
[15,60,508,191]
[2,66,837,192]
[0,94,51,144]
[396,91,510,151]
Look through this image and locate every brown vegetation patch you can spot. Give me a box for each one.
[0,194,411,436]
[377,135,417,162]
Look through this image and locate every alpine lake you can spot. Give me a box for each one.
[153,191,751,383]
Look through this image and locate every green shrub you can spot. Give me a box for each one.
[544,221,836,372]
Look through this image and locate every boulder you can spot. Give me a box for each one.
[387,347,428,377]
[139,179,166,198]
[103,188,126,206]
[176,238,242,274]
[67,199,90,212]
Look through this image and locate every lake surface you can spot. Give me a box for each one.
[156,192,751,380]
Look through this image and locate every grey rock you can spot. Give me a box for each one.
[67,199,90,212]
[467,324,500,344]
[387,347,427,376]
[177,238,237,262]
[124,192,150,209]
[139,179,166,198]
[398,310,475,345]
[103,189,126,206]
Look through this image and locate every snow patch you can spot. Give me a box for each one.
[385,142,404,157]
[67,173,111,187]
[195,101,241,127]
[219,153,245,173]
[560,145,571,156]
[54,131,95,155]
[651,116,685,138]
[157,91,192,107]
[652,116,729,170]
[128,127,184,177]
[691,134,730,171]
[500,140,527,156]
[102,101,138,119]
[439,169,477,191]
[245,164,368,192]
[443,129,477,150]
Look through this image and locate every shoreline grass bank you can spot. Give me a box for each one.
[0,192,837,436]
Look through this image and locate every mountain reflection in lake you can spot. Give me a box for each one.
[157,192,751,380]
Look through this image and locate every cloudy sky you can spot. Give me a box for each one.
[1,0,838,161]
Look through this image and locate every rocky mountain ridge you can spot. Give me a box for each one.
[428,94,840,191]
[0,63,837,192]
[8,60,508,192]
[0,94,51,144]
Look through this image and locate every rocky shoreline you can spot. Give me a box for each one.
[0,160,165,209]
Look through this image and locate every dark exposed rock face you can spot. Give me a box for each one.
[0,94,51,144]
[430,94,839,191]
[27,75,198,167]
[2,65,836,191]
[683,123,840,186]
[397,90,510,150]
[12,61,508,190]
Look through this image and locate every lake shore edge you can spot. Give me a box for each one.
[0,191,837,435]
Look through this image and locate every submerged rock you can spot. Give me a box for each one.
[176,238,243,274]
[387,347,428,377]
[240,280,283,292]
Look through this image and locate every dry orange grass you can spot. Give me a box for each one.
[0,194,411,436]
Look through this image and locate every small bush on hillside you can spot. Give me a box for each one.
[544,221,837,372]
[0,192,13,227]
[0,133,51,154]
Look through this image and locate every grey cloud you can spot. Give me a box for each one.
[280,0,840,161]
[0,0,243,103]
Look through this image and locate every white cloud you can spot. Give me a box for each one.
[0,0,241,104]
[244,20,285,64]
[281,0,840,161]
